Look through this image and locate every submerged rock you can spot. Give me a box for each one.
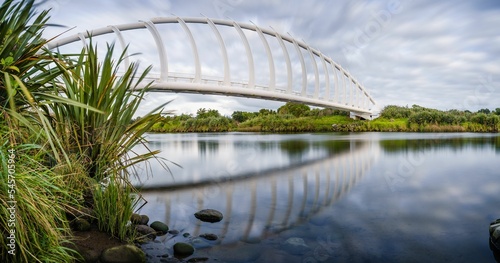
[187,257,209,262]
[173,242,195,257]
[282,237,309,255]
[100,244,146,263]
[168,229,180,235]
[150,221,169,235]
[194,209,223,223]
[199,233,218,241]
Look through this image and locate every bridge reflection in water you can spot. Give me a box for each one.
[138,140,379,246]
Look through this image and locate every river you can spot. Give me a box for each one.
[131,132,500,263]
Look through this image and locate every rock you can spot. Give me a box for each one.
[490,223,500,236]
[282,237,309,255]
[131,214,149,225]
[199,233,218,241]
[150,221,169,235]
[135,225,157,240]
[131,213,142,224]
[160,258,181,263]
[173,242,195,257]
[183,233,191,238]
[168,229,180,235]
[493,227,500,242]
[191,237,212,249]
[194,209,223,223]
[140,215,150,225]
[100,244,146,263]
[71,218,91,231]
[491,237,500,251]
[187,257,209,262]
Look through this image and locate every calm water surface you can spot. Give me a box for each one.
[133,132,500,263]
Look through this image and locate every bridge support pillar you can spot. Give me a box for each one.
[350,112,374,120]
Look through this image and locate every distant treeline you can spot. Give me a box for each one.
[367,105,500,132]
[146,103,500,133]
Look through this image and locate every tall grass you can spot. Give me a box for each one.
[0,139,78,263]
[0,1,84,261]
[93,176,138,240]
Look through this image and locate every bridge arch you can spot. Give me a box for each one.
[48,17,376,117]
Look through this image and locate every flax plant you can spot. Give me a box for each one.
[51,40,168,238]
[53,41,166,181]
[0,0,94,162]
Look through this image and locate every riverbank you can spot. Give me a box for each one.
[148,104,500,133]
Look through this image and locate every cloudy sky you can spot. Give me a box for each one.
[39,0,500,116]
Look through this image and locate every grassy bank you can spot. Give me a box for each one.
[148,104,500,133]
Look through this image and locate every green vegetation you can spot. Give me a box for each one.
[1,1,164,262]
[374,105,500,132]
[149,103,500,133]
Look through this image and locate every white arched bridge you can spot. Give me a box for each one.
[48,17,377,118]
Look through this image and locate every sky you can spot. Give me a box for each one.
[38,0,500,117]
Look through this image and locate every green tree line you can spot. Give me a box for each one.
[148,103,500,133]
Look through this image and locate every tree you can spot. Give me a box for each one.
[471,113,488,125]
[232,111,257,122]
[259,108,275,116]
[278,102,310,117]
[478,108,491,114]
[197,108,220,118]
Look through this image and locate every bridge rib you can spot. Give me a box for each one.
[289,34,307,96]
[252,21,275,91]
[331,63,339,103]
[176,17,201,82]
[109,25,130,70]
[304,41,320,99]
[141,20,168,81]
[270,27,293,94]
[320,53,330,100]
[232,21,255,88]
[206,17,231,86]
